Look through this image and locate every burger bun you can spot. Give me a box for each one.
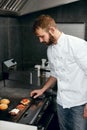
[0,103,8,110]
[0,98,10,105]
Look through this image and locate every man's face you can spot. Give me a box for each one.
[35,27,55,45]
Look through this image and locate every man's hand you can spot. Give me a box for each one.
[30,76,57,99]
[83,104,87,118]
[30,89,44,99]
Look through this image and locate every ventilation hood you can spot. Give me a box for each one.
[0,0,79,16]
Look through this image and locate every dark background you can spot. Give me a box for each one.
[0,0,87,78]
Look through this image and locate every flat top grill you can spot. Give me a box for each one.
[0,71,56,129]
[0,95,51,126]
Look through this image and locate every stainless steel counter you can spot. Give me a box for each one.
[8,69,48,87]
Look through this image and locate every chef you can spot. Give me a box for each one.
[30,14,87,130]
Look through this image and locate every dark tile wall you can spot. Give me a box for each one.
[0,17,21,79]
[19,24,47,69]
[0,18,8,61]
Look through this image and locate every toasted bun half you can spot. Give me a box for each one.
[0,99,10,105]
[0,103,8,110]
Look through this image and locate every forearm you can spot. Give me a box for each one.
[41,76,57,93]
[30,76,57,98]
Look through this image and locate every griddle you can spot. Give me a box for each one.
[0,95,52,126]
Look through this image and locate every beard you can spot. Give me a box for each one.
[46,33,56,46]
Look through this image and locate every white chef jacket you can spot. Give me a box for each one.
[47,33,87,108]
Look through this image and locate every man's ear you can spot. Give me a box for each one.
[49,27,55,36]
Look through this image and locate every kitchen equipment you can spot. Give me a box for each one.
[0,93,54,130]
[34,65,41,77]
[0,70,57,130]
[41,59,46,68]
